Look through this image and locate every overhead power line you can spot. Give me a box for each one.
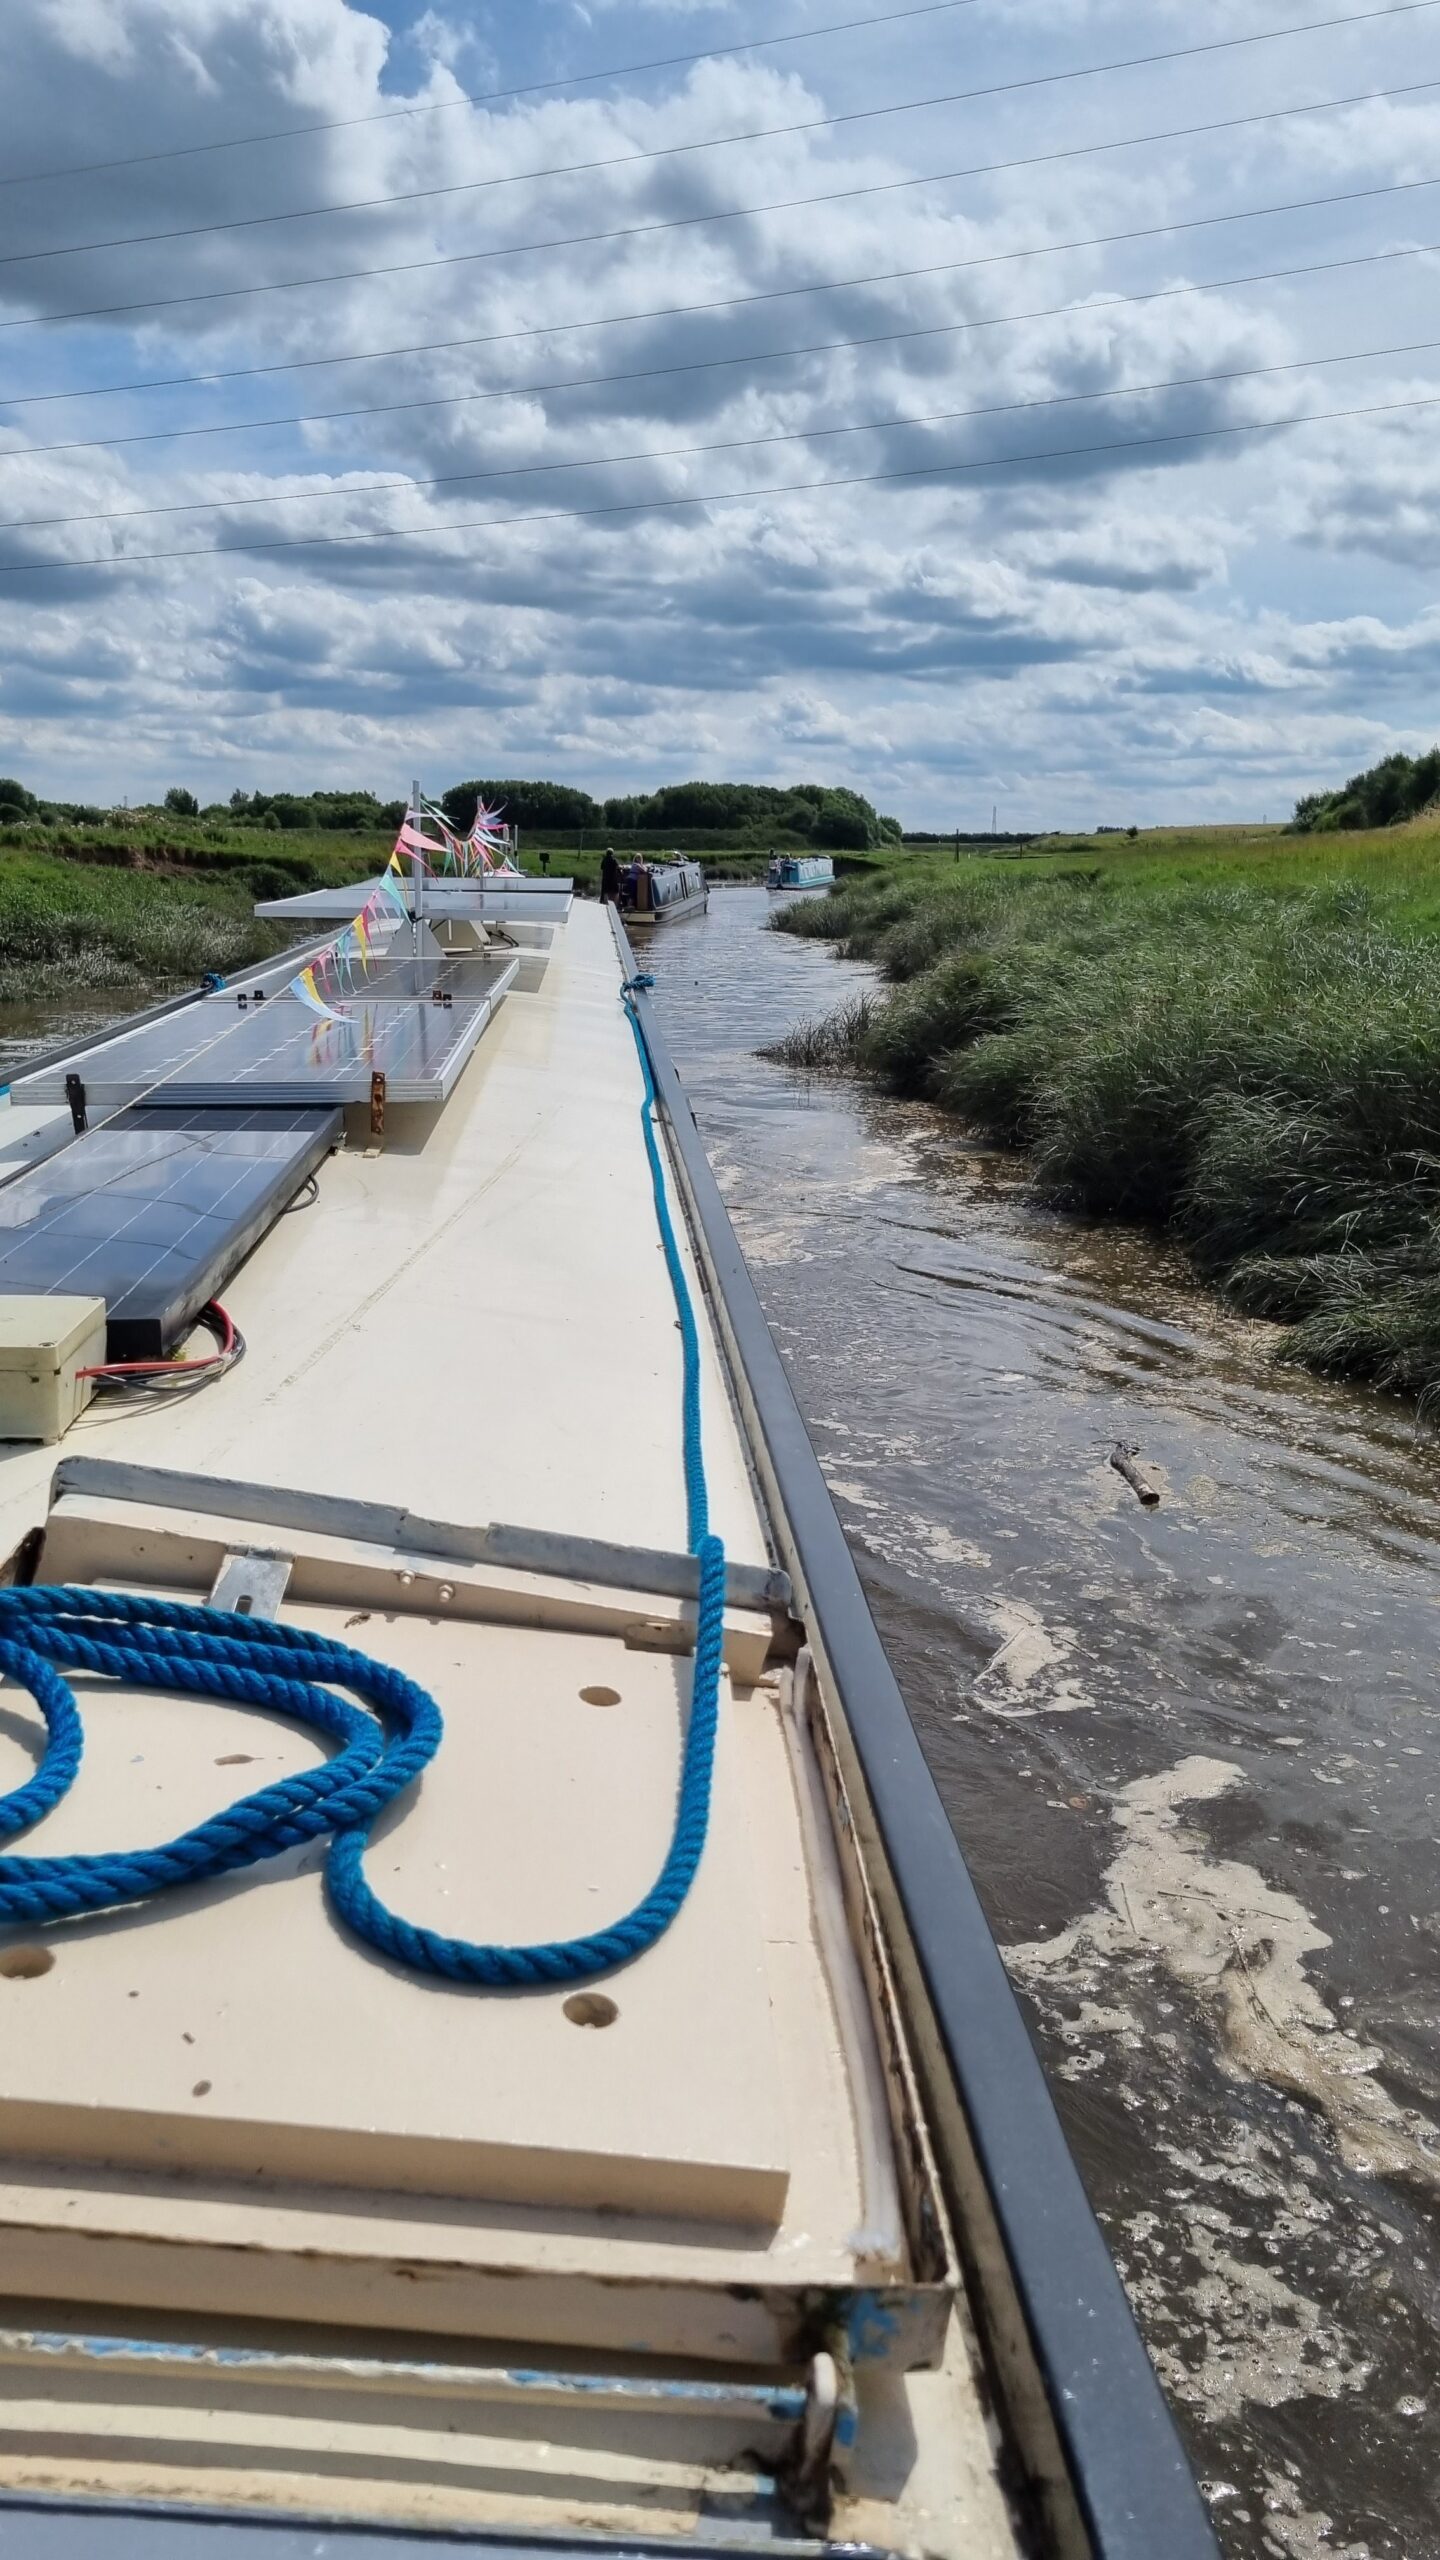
[4,234,1437,523]
[0,387,1430,580]
[3,73,1433,410]
[8,105,1438,345]
[1,1,1430,273]
[4,331,1435,540]
[7,167,1440,463]
[0,0,981,192]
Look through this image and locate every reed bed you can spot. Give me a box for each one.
[768,832,1440,1404]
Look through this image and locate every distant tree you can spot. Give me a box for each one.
[596,778,888,844]
[1294,746,1440,832]
[0,777,35,813]
[811,805,870,850]
[164,786,200,816]
[261,808,281,831]
[442,778,602,832]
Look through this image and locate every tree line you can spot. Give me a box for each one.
[1293,748,1440,832]
[0,775,902,848]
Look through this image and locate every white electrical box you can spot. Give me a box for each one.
[0,1295,107,1442]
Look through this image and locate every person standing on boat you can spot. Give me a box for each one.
[599,846,621,904]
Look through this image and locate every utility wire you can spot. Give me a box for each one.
[0,2,1431,273]
[0,387,1430,578]
[3,332,1434,540]
[0,1,1424,275]
[0,0,982,192]
[7,234,1440,529]
[7,120,1436,343]
[7,167,1440,462]
[3,73,1433,410]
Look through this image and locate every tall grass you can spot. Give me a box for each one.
[760,992,876,1069]
[0,855,279,1001]
[769,833,1440,1405]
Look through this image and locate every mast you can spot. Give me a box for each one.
[410,774,424,950]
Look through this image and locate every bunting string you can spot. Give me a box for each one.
[278,784,522,1020]
[280,843,411,1022]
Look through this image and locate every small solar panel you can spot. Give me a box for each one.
[0,1105,341,1358]
[13,954,519,1111]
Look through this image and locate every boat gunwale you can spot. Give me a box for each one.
[608,905,1218,2560]
[0,905,1217,2558]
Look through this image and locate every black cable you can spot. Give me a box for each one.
[4,330,1434,540]
[3,385,1432,580]
[5,76,1439,335]
[9,166,1440,464]
[2,72,1432,411]
[0,0,981,193]
[1,3,1430,273]
[83,1301,246,1395]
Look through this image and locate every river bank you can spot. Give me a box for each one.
[642,889,1440,2560]
[0,836,807,1008]
[0,848,290,1003]
[769,838,1440,1408]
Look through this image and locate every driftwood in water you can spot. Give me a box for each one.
[1110,1443,1160,1507]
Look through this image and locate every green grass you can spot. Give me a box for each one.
[0,852,293,1002]
[0,821,825,1010]
[768,823,1440,1407]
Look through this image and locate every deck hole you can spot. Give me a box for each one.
[580,1685,621,1707]
[192,2080,212,2098]
[564,1992,618,2029]
[0,1944,54,1980]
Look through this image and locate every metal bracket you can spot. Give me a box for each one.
[50,1455,792,1615]
[63,1073,87,1136]
[207,1547,292,1621]
[369,1069,386,1139]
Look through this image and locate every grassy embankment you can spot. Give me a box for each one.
[0,821,394,1003]
[768,823,1440,1404]
[0,817,843,1005]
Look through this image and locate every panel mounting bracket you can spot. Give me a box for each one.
[207,1547,292,1621]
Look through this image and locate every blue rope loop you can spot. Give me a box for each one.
[0,1588,440,1925]
[322,986,728,1983]
[0,984,727,1985]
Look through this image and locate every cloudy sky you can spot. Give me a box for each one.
[0,0,1436,823]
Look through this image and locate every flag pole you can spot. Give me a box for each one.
[410,775,424,951]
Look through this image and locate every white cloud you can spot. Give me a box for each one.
[0,0,1434,818]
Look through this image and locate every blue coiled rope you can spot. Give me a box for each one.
[0,984,726,1986]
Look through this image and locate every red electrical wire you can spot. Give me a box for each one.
[78,1300,239,1382]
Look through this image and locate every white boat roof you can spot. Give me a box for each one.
[254,876,574,926]
[0,901,1023,2556]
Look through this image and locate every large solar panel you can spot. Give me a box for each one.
[0,1105,342,1359]
[13,953,519,1111]
[252,877,573,921]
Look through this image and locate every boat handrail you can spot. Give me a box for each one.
[607,903,1218,2560]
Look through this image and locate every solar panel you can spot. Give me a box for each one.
[0,1105,341,1358]
[13,954,519,1111]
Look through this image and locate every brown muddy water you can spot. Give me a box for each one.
[0,991,170,1081]
[2,916,1437,2553]
[642,889,1440,2560]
